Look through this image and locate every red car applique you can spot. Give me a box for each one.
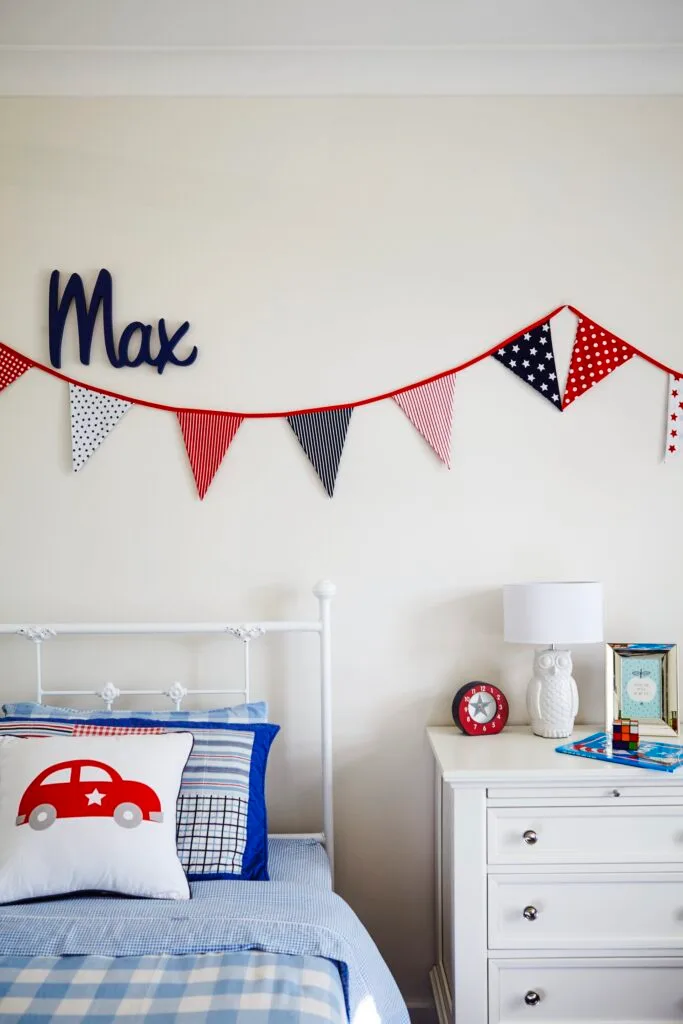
[16,759,163,831]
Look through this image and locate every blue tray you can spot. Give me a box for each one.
[556,731,683,772]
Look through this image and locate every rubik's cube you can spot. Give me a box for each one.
[612,718,639,751]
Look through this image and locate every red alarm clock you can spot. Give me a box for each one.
[452,681,509,736]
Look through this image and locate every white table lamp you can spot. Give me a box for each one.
[503,581,603,738]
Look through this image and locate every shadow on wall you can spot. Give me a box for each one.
[330,694,438,1001]
[415,587,605,728]
[411,588,525,724]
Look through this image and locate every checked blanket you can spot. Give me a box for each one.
[0,951,346,1023]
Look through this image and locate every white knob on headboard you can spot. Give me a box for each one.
[100,681,121,709]
[313,580,336,599]
[166,681,188,710]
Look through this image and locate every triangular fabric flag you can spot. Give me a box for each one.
[492,319,561,409]
[562,314,635,410]
[288,408,352,497]
[69,384,131,472]
[0,344,31,395]
[664,373,683,461]
[393,373,456,467]
[177,411,244,499]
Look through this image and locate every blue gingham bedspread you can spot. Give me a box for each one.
[0,879,408,1024]
[0,951,346,1023]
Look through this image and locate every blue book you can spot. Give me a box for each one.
[556,731,683,772]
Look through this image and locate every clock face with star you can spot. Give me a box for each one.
[451,682,509,736]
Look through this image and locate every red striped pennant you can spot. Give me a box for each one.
[0,344,31,395]
[177,411,244,499]
[393,373,456,467]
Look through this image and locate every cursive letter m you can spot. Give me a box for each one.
[49,269,120,368]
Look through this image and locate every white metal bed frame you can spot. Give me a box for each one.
[0,580,336,880]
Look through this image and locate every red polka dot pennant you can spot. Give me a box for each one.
[665,374,683,461]
[0,343,31,395]
[562,315,636,410]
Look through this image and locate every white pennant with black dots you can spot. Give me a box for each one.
[69,384,132,472]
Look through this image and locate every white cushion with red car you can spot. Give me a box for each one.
[0,733,193,903]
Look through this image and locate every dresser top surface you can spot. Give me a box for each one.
[427,725,683,785]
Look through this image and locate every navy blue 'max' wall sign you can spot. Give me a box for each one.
[49,269,198,374]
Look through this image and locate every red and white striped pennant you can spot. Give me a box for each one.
[0,344,31,395]
[177,411,244,499]
[665,374,683,461]
[393,373,456,468]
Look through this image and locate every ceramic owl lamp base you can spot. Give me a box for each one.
[527,647,578,738]
[503,581,603,741]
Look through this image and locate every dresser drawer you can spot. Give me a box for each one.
[489,957,683,1022]
[488,873,683,950]
[488,806,683,865]
[488,785,683,803]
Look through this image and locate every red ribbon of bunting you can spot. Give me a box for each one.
[0,304,680,416]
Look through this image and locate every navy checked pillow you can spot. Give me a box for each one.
[0,717,279,882]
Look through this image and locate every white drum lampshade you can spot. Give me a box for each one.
[503,582,603,646]
[503,581,603,739]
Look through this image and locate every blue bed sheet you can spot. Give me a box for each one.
[266,838,332,888]
[0,878,407,1024]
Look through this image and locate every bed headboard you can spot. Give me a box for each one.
[0,580,336,879]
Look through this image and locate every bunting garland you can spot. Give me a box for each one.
[0,303,682,498]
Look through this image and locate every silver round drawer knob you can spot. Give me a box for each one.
[523,829,538,845]
[524,990,541,1006]
[523,905,538,921]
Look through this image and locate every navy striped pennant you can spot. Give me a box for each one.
[288,408,353,497]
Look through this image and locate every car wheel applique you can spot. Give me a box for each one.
[28,803,56,831]
[15,759,163,830]
[113,802,143,829]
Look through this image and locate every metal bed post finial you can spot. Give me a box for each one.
[313,580,336,883]
[224,625,265,706]
[16,626,56,704]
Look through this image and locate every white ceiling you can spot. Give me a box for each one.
[1,0,682,94]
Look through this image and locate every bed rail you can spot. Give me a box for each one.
[0,580,336,880]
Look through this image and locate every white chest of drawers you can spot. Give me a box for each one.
[428,726,683,1024]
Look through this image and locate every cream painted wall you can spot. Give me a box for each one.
[0,97,682,1005]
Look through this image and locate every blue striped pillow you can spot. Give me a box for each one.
[2,701,268,722]
[0,716,279,882]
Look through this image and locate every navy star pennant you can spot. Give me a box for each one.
[492,320,562,409]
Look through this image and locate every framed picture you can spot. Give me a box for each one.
[605,643,679,738]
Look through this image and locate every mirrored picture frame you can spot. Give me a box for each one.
[605,643,679,738]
